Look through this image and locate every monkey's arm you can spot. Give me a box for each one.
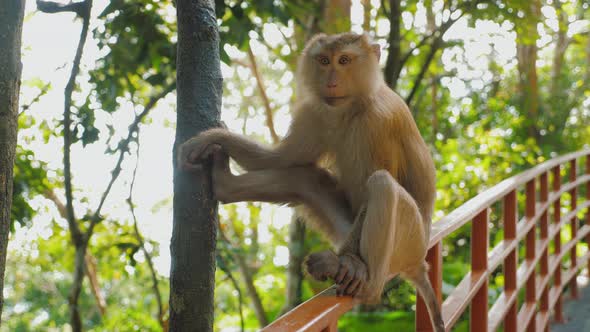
[178,108,324,171]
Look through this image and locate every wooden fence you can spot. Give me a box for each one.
[261,149,590,332]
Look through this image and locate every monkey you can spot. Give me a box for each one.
[178,32,444,332]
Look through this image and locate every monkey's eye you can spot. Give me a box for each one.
[317,56,330,65]
[338,55,351,65]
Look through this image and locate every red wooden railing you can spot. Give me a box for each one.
[262,149,590,332]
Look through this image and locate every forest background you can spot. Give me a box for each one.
[2,0,590,331]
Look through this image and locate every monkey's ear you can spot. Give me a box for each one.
[371,43,381,61]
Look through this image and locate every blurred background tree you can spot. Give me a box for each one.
[2,0,590,331]
[0,0,26,323]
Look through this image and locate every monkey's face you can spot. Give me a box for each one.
[314,51,358,106]
[298,33,383,107]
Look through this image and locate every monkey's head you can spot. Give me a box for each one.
[297,32,383,107]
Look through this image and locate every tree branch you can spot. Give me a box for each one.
[38,1,95,328]
[19,82,51,117]
[404,8,465,108]
[405,36,442,108]
[40,0,93,249]
[231,58,250,68]
[278,26,297,54]
[43,189,68,219]
[398,0,463,71]
[86,82,176,239]
[246,46,279,144]
[36,0,89,16]
[84,253,107,316]
[42,189,107,317]
[218,225,269,327]
[39,1,174,330]
[398,29,437,70]
[217,253,245,332]
[126,132,167,331]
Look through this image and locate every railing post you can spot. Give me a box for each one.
[416,241,442,332]
[569,159,578,298]
[321,321,338,332]
[504,190,518,332]
[540,173,549,315]
[470,209,488,332]
[552,165,564,322]
[525,179,537,332]
[587,155,590,279]
[540,172,550,331]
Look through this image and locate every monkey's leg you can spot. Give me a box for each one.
[347,170,443,331]
[305,170,402,298]
[331,169,401,299]
[212,150,353,246]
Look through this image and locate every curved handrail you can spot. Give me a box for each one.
[429,149,590,247]
[262,149,590,332]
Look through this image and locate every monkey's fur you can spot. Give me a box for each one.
[179,32,444,331]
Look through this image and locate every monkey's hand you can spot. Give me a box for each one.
[305,251,367,297]
[177,131,224,171]
[334,254,367,297]
[304,250,340,282]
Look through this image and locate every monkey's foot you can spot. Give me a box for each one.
[334,254,367,297]
[212,145,230,173]
[211,147,233,202]
[304,250,340,282]
[178,132,223,170]
[305,251,368,297]
[194,143,223,163]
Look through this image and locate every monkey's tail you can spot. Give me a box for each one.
[404,263,445,332]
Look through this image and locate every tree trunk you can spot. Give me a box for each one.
[516,0,541,141]
[0,0,25,322]
[69,244,87,331]
[431,77,438,144]
[551,0,568,98]
[322,0,351,34]
[550,0,571,138]
[362,0,371,32]
[281,211,306,313]
[170,0,222,331]
[384,0,401,88]
[235,253,269,326]
[427,1,438,143]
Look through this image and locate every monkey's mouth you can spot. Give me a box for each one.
[324,96,350,106]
